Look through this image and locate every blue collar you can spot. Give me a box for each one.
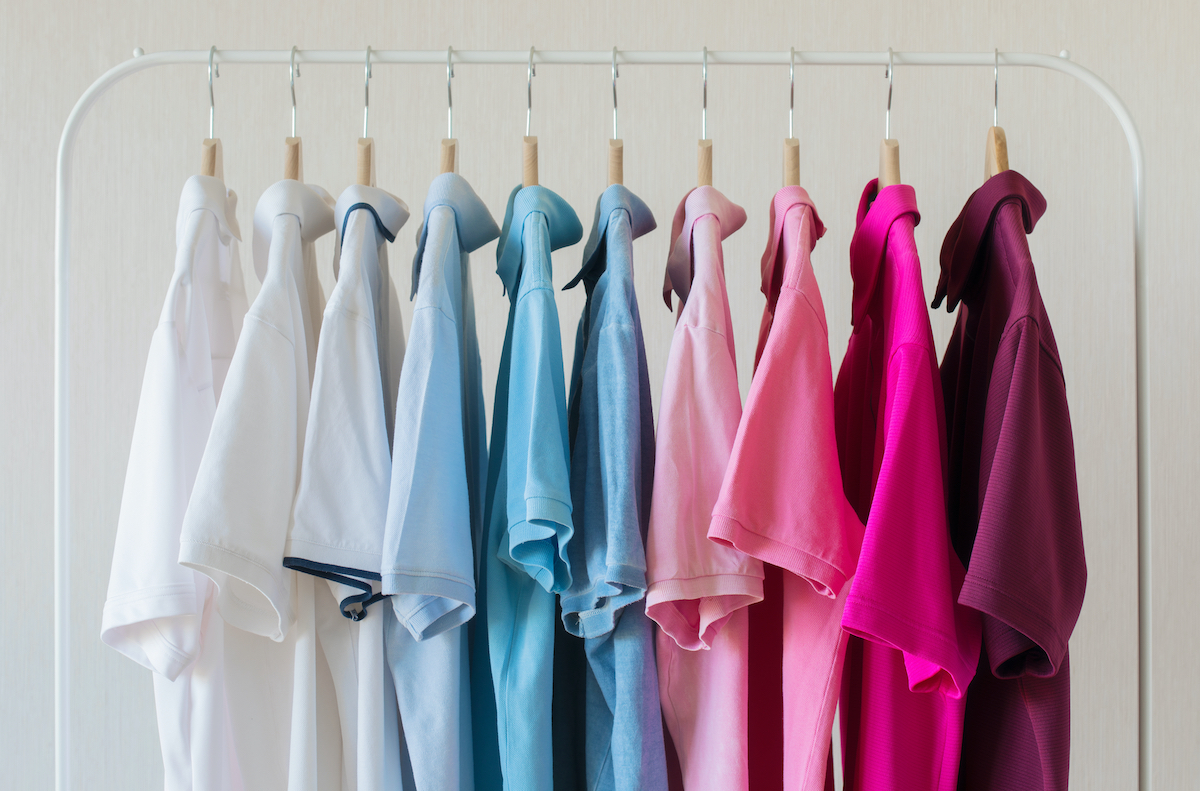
[495,184,583,296]
[564,184,656,291]
[410,173,500,298]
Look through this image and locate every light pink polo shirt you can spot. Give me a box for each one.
[710,186,863,791]
[835,181,982,791]
[646,186,761,791]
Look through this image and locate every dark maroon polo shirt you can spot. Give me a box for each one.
[933,170,1087,791]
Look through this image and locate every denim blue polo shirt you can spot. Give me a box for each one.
[474,184,581,791]
[556,184,667,791]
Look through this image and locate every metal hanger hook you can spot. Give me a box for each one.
[612,47,619,140]
[702,46,708,140]
[290,46,300,138]
[447,46,454,139]
[526,47,536,137]
[363,46,372,139]
[885,47,894,139]
[789,46,795,139]
[208,46,218,140]
[993,48,999,127]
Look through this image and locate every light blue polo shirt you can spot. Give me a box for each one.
[475,184,581,791]
[559,185,667,790]
[380,173,499,791]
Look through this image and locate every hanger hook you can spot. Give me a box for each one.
[208,46,218,140]
[789,46,795,139]
[527,47,536,137]
[702,46,708,140]
[363,46,372,139]
[447,46,454,139]
[290,46,300,138]
[885,47,894,140]
[993,48,999,127]
[612,47,619,140]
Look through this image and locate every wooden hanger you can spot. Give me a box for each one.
[783,49,799,187]
[609,49,623,186]
[698,47,712,187]
[284,47,303,181]
[356,48,376,186]
[523,48,538,187]
[200,48,223,181]
[984,50,1009,180]
[441,48,458,174]
[878,48,901,189]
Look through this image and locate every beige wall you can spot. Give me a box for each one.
[2,0,1194,788]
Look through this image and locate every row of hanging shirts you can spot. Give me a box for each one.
[101,43,1085,791]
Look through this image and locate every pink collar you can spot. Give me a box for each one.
[662,186,747,309]
[760,185,825,302]
[849,179,920,326]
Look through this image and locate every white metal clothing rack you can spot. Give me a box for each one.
[54,48,1150,791]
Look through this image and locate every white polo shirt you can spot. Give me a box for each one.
[102,174,248,791]
[288,184,410,791]
[180,179,344,791]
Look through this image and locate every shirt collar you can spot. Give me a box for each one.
[495,184,583,296]
[760,185,825,300]
[411,173,500,298]
[252,179,336,281]
[335,184,409,247]
[662,186,747,309]
[564,184,656,291]
[848,179,921,326]
[178,174,241,246]
[932,169,1046,311]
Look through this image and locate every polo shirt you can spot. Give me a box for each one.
[383,173,500,791]
[710,185,863,791]
[180,179,346,790]
[558,184,667,791]
[932,170,1086,791]
[476,184,581,791]
[284,183,410,791]
[644,186,761,791]
[834,180,982,791]
[102,174,248,791]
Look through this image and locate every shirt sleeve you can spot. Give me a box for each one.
[499,220,573,594]
[101,297,211,681]
[710,287,863,597]
[959,316,1086,679]
[840,343,981,699]
[383,225,477,639]
[645,323,763,652]
[178,302,302,642]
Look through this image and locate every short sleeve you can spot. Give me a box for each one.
[841,343,981,698]
[384,226,477,639]
[959,317,1086,678]
[179,309,302,641]
[710,288,862,597]
[500,220,573,594]
[645,322,762,652]
[101,308,212,681]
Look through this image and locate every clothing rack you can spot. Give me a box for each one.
[53,48,1149,791]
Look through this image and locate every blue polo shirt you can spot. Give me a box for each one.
[382,173,499,791]
[558,185,667,790]
[475,184,581,791]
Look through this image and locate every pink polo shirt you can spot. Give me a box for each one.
[646,186,762,791]
[835,181,982,791]
[710,186,863,791]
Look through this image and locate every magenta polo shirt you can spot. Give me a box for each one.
[834,180,982,791]
[933,171,1086,791]
[645,186,761,791]
[709,186,864,791]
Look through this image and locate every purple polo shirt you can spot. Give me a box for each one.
[933,170,1087,791]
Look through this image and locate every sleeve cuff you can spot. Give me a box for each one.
[646,573,763,650]
[384,571,476,640]
[179,539,291,642]
[708,513,848,597]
